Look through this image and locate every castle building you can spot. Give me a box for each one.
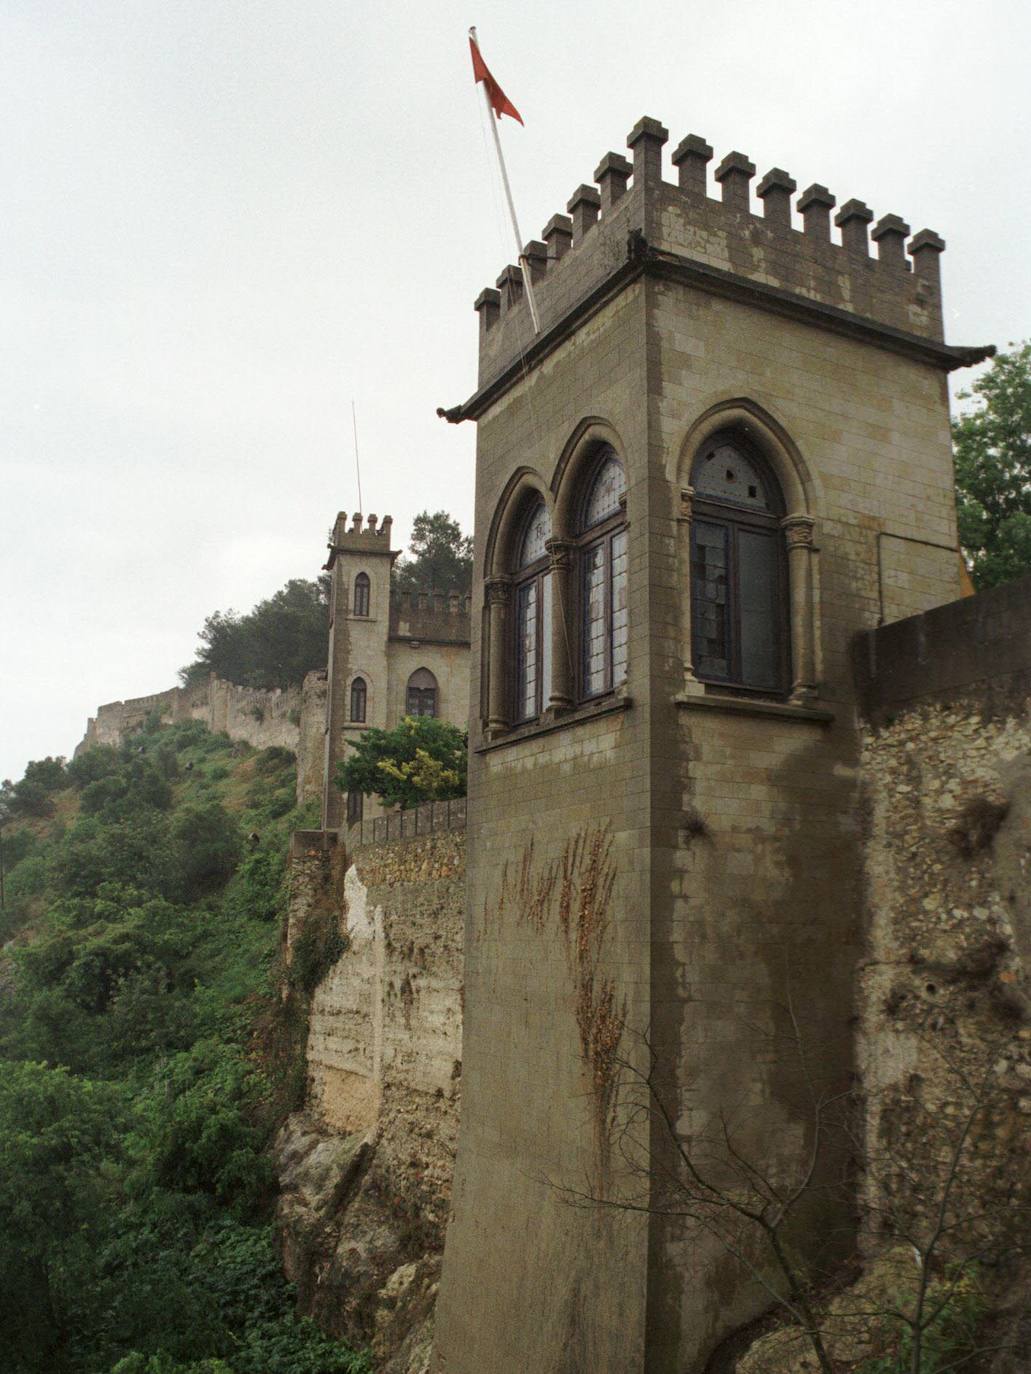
[321,511,470,830]
[429,119,991,1371]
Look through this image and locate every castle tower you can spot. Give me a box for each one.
[321,512,473,831]
[433,120,991,1371]
[322,512,396,829]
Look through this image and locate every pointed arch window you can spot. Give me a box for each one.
[690,433,788,693]
[513,500,552,722]
[578,448,628,698]
[353,573,370,618]
[406,668,438,717]
[349,676,367,722]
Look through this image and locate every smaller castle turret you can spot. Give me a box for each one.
[319,511,470,832]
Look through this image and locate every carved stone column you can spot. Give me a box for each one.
[782,514,817,702]
[545,538,576,710]
[484,577,511,732]
[677,486,701,692]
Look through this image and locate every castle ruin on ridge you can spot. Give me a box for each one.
[424,116,994,1371]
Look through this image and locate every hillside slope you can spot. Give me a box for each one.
[0,721,370,1374]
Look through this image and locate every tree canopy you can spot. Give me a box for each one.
[953,341,1031,589]
[335,715,467,809]
[393,511,472,594]
[179,579,328,691]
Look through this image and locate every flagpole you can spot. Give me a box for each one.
[470,27,541,335]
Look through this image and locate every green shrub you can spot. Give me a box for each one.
[170,802,242,898]
[289,910,345,995]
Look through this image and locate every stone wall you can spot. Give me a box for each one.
[78,675,315,798]
[277,821,465,1374]
[857,573,1031,1238]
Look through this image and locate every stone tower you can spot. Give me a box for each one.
[322,512,396,829]
[321,512,472,831]
[432,119,990,1371]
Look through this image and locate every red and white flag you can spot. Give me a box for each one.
[469,32,523,125]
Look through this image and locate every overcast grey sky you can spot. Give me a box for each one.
[2,0,1029,782]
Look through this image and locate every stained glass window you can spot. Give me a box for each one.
[582,452,627,530]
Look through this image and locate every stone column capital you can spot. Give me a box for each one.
[545,537,577,571]
[484,576,512,606]
[678,485,696,522]
[782,514,816,548]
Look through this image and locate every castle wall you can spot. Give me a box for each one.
[385,640,470,736]
[296,670,328,806]
[435,283,656,1373]
[77,675,305,759]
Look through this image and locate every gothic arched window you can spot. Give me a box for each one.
[353,572,370,618]
[578,448,628,698]
[349,676,367,722]
[406,668,438,717]
[513,500,552,722]
[690,432,788,693]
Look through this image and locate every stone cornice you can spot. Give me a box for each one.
[439,238,994,425]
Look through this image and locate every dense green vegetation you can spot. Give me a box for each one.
[0,723,370,1374]
[954,340,1031,589]
[179,579,330,691]
[393,511,473,595]
[335,716,467,810]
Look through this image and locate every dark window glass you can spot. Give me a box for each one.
[738,529,781,690]
[353,573,370,617]
[346,789,363,825]
[349,676,367,722]
[406,668,438,717]
[690,433,787,692]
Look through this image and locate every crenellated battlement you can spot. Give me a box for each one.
[472,114,952,390]
[389,587,472,646]
[390,588,471,618]
[324,511,396,567]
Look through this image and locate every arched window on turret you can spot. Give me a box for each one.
[690,432,788,693]
[353,572,370,618]
[513,500,552,722]
[577,448,628,698]
[406,668,438,718]
[349,676,367,722]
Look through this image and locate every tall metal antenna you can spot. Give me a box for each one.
[351,399,363,514]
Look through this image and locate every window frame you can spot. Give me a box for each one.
[511,500,552,723]
[353,572,370,618]
[690,432,790,696]
[406,668,438,718]
[349,675,367,722]
[575,448,628,703]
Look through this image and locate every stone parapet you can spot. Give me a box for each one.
[389,589,471,646]
[856,572,1031,720]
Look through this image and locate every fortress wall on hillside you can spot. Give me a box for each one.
[77,675,309,774]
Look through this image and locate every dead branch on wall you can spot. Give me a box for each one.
[557,1009,1029,1374]
[485,826,625,1175]
[557,828,624,1166]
